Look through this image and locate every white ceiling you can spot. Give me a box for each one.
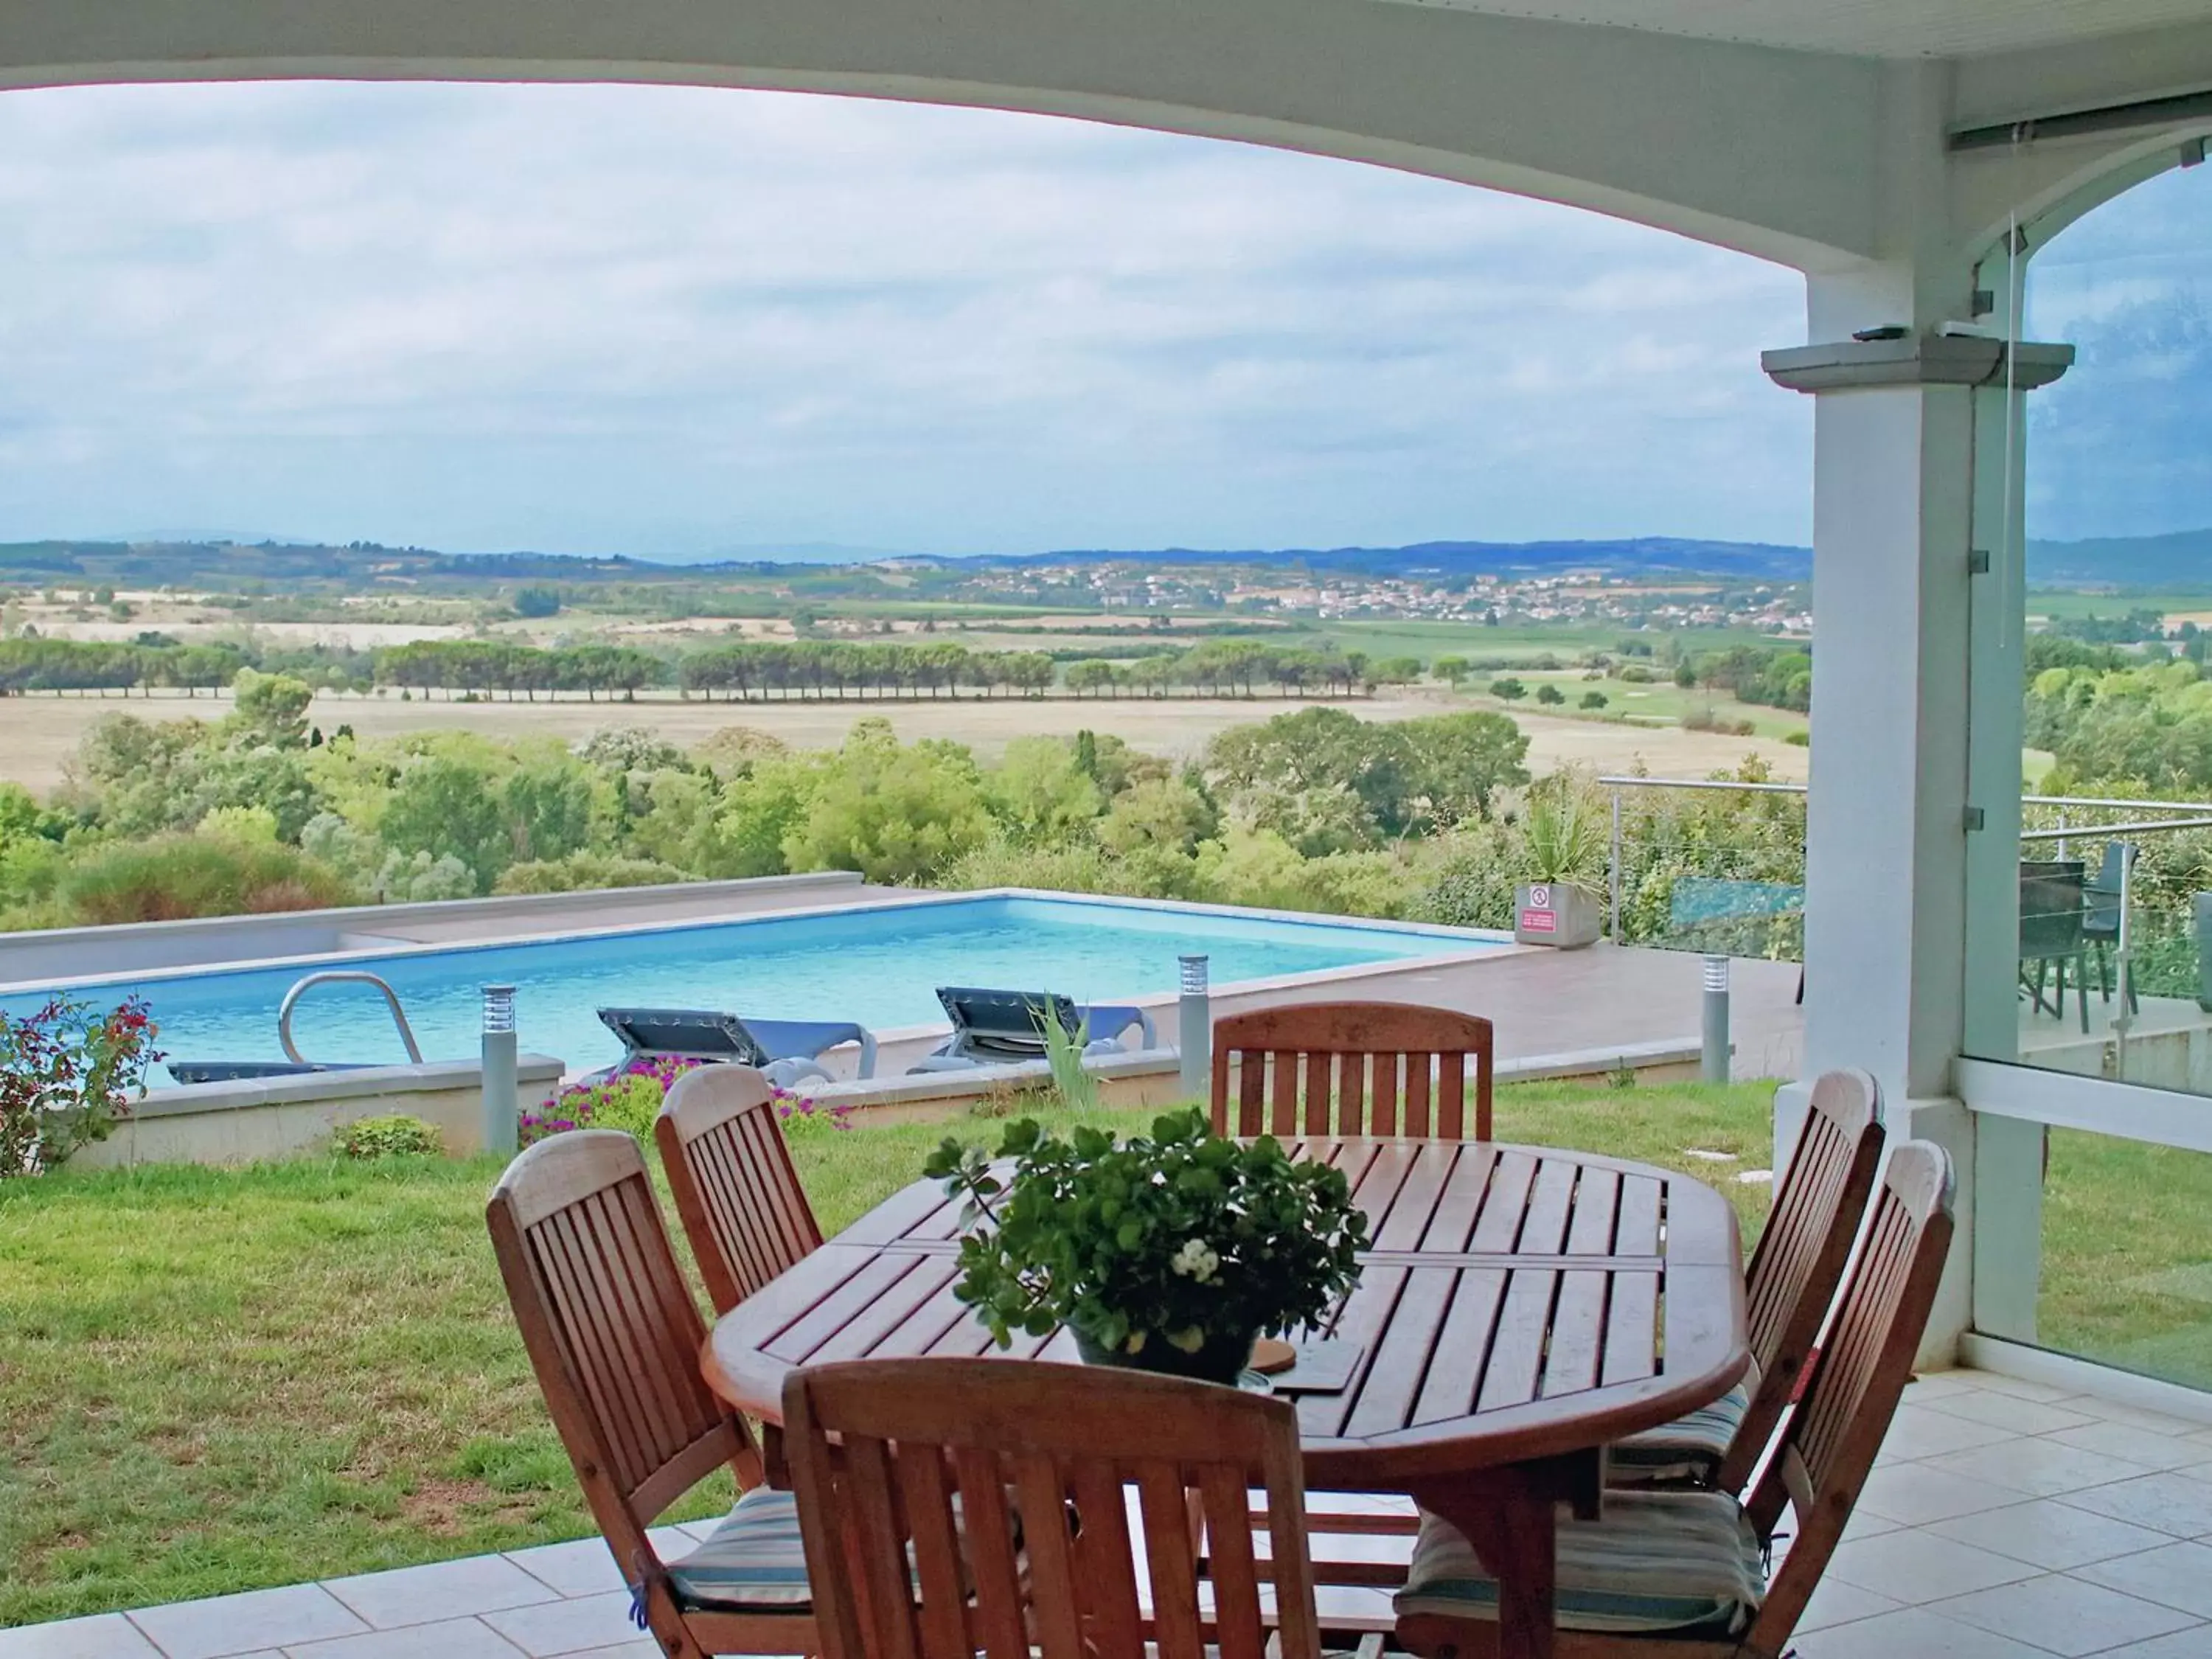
[1371,0,2212,59]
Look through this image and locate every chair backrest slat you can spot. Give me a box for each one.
[658,1064,824,1315]
[785,1358,1326,1659]
[485,1130,754,1593]
[1210,1001,1495,1141]
[1717,1066,1887,1490]
[1743,1139,1955,1655]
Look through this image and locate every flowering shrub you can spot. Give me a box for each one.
[0,995,162,1178]
[775,1088,856,1139]
[521,1057,854,1148]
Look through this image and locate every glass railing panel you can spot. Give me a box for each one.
[2003,801,2212,1097]
[2037,1127,2212,1393]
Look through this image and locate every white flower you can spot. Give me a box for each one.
[1169,1238,1220,1284]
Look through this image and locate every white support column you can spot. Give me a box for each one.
[1766,61,1983,1364]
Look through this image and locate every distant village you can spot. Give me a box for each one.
[936,559,1815,635]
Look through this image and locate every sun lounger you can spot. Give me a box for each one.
[594,1006,877,1089]
[907,986,1157,1074]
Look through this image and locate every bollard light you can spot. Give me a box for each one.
[1700,955,1731,1085]
[1178,954,1211,1102]
[481,984,519,1157]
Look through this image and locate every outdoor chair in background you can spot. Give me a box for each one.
[907,985,1158,1073]
[783,1356,1378,1659]
[2019,860,2091,1032]
[2082,841,2140,1014]
[1211,1001,1495,1141]
[1607,1067,1885,1492]
[595,1005,877,1088]
[484,1131,816,1658]
[656,1062,824,1317]
[1393,1140,1955,1658]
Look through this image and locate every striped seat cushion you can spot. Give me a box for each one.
[665,1486,813,1613]
[1608,1380,1753,1486]
[1393,1489,1764,1638]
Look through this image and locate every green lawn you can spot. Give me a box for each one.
[0,1079,1848,1624]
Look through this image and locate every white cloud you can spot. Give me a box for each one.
[0,80,1810,556]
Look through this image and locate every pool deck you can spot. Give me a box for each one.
[852,936,1806,1082]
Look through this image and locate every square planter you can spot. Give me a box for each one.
[1515,881,1601,948]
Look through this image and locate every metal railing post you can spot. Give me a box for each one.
[2114,846,2136,1079]
[1701,956,1731,1083]
[482,984,518,1158]
[1609,788,1624,941]
[1178,955,1211,1102]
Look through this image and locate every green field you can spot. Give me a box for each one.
[2028,590,2212,621]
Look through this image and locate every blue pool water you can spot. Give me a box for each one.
[4,896,1493,1088]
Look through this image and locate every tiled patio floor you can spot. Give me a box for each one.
[5,1368,2208,1659]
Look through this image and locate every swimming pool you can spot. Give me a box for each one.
[3,894,1500,1087]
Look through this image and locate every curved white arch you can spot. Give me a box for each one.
[0,0,1885,268]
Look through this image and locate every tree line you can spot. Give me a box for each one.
[0,635,1431,701]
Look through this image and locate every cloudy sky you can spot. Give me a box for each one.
[20,78,2169,562]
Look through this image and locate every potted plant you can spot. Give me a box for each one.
[922,1107,1369,1385]
[1514,779,1605,948]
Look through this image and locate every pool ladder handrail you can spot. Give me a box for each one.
[279,970,424,1065]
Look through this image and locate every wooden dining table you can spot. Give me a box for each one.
[700,1137,1749,1659]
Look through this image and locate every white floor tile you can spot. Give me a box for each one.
[128,1587,367,1659]
[1855,1462,2031,1526]
[479,1593,642,1659]
[1901,1372,1989,1403]
[323,1557,556,1630]
[1823,1528,2041,1604]
[1927,1439,2154,1499]
[1796,1578,1903,1632]
[1929,1499,2178,1571]
[1929,1572,2199,1657]
[2045,1422,2212,1473]
[1787,1606,2067,1658]
[501,1541,624,1601]
[2064,1472,2212,1540]
[1918,1391,2100,1437]
[0,1614,166,1659]
[2064,1401,2212,1439]
[2074,1541,2212,1619]
[2088,1627,2212,1657]
[1960,1375,2093,1408]
[1876,1405,2024,1463]
[280,1618,525,1659]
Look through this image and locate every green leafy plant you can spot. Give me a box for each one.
[336,1113,442,1160]
[1039,1011,1101,1112]
[922,1107,1368,1368]
[1520,777,1607,891]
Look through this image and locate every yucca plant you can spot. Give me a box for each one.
[1520,777,1607,892]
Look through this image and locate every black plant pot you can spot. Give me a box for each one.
[1074,1326,1257,1386]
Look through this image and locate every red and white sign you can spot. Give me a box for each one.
[1519,908,1557,933]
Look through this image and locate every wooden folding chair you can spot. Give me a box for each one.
[1211,1002,1495,1142]
[1394,1139,1955,1659]
[658,1062,824,1316]
[1610,1067,1887,1492]
[783,1356,1377,1659]
[486,1131,815,1658]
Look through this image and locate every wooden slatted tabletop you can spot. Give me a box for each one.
[701,1139,1748,1659]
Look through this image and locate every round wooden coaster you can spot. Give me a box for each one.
[1250,1337,1298,1376]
